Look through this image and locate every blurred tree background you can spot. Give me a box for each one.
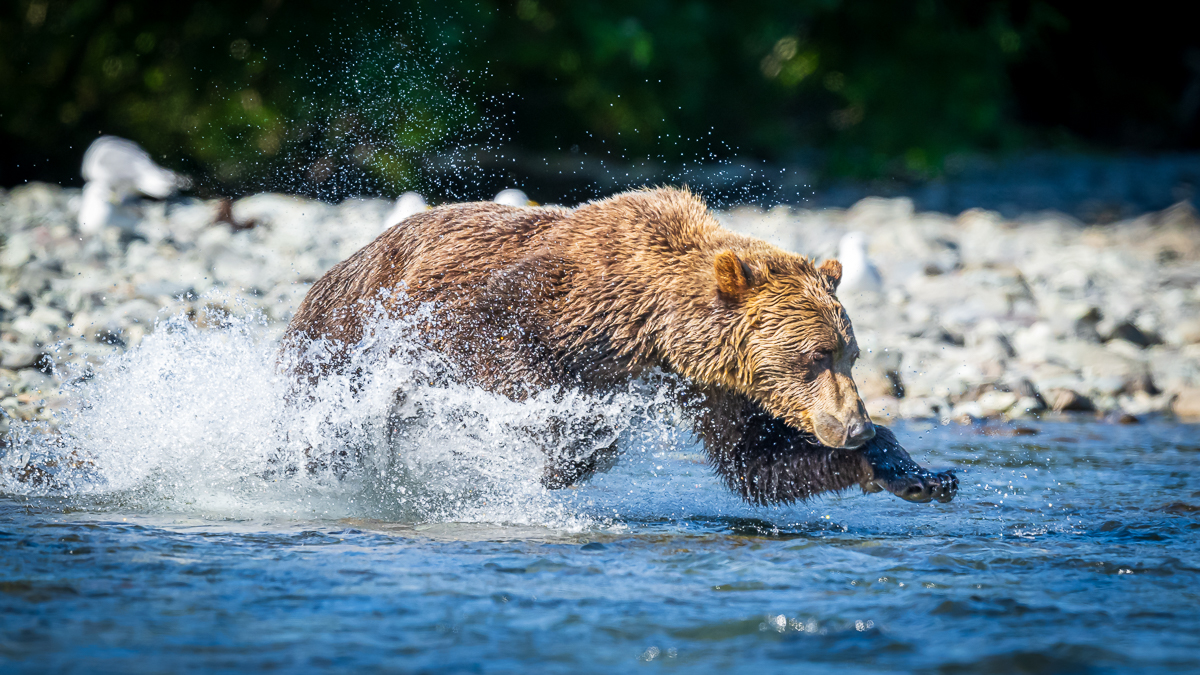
[2,0,1197,200]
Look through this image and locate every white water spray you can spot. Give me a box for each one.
[1,300,691,529]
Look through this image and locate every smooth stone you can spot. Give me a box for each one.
[1047,388,1096,412]
[977,390,1019,415]
[1172,387,1200,420]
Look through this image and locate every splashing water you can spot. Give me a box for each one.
[1,301,691,529]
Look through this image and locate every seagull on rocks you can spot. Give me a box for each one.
[493,188,537,207]
[78,136,190,234]
[383,191,429,229]
[835,231,884,298]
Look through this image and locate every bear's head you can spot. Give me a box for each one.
[712,248,874,449]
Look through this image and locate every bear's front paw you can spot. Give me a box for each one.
[875,468,957,503]
[858,426,958,504]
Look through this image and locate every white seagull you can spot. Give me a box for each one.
[493,188,537,207]
[78,136,189,234]
[835,231,884,297]
[383,191,429,229]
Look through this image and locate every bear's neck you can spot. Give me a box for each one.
[558,245,748,392]
[646,262,750,391]
[549,191,758,393]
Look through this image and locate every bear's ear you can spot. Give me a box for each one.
[714,250,757,299]
[818,258,842,292]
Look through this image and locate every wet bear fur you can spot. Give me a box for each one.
[284,188,955,505]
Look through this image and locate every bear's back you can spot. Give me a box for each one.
[283,202,573,355]
[282,188,772,384]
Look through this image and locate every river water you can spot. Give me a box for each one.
[3,419,1199,673]
[1,319,1199,673]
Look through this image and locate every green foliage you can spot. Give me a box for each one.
[0,0,1069,195]
[485,0,1060,178]
[1,1,488,196]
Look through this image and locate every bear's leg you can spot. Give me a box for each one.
[692,388,956,505]
[536,412,622,489]
[541,437,619,489]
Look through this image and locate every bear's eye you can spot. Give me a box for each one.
[810,349,833,366]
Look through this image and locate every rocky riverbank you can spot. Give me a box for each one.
[724,198,1200,424]
[2,182,1199,440]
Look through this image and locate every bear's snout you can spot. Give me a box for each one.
[812,409,875,449]
[807,373,875,449]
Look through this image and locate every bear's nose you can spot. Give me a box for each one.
[843,418,876,447]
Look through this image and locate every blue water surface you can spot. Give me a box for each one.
[2,420,1199,674]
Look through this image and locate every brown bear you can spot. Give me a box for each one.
[283,187,956,505]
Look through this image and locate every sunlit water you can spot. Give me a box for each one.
[2,316,1198,674]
